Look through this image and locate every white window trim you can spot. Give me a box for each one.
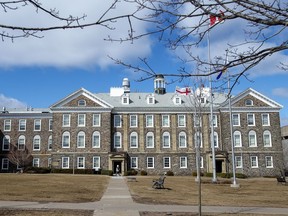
[62,114,70,127]
[78,114,86,127]
[33,158,40,167]
[114,132,122,148]
[33,135,41,151]
[146,115,154,127]
[62,157,70,169]
[146,132,154,148]
[163,157,171,169]
[130,157,138,169]
[162,132,171,148]
[19,119,26,131]
[114,115,122,128]
[4,119,11,131]
[180,156,187,168]
[77,157,85,169]
[3,135,10,151]
[147,157,154,169]
[62,131,70,148]
[265,156,273,168]
[130,115,138,128]
[130,132,138,148]
[247,113,255,126]
[34,119,41,131]
[263,130,272,147]
[92,131,101,148]
[233,131,242,147]
[93,156,101,169]
[232,114,240,126]
[251,156,258,168]
[179,131,187,148]
[178,115,186,127]
[93,114,101,127]
[49,119,53,131]
[162,115,170,127]
[235,156,243,168]
[77,131,86,148]
[248,130,257,147]
[1,158,9,170]
[262,113,270,126]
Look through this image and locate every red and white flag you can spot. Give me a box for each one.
[210,10,224,26]
[176,87,191,95]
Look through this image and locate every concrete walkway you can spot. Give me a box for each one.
[0,176,288,215]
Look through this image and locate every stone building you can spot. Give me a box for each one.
[281,125,288,174]
[0,77,284,177]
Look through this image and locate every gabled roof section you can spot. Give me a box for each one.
[50,88,113,109]
[222,88,283,109]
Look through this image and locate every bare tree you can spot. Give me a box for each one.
[8,143,33,171]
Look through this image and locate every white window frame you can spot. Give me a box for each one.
[162,131,171,148]
[147,157,154,169]
[200,156,204,168]
[4,119,11,131]
[163,157,171,169]
[146,115,154,127]
[194,114,202,127]
[130,132,138,148]
[232,114,240,126]
[245,99,253,106]
[92,131,101,148]
[263,130,272,147]
[147,96,155,104]
[2,135,10,151]
[130,115,138,127]
[114,115,122,128]
[178,115,186,127]
[114,132,122,148]
[33,158,40,167]
[93,156,101,170]
[62,114,70,127]
[213,131,219,148]
[62,131,70,148]
[180,156,187,168]
[34,119,41,131]
[48,135,52,150]
[2,158,9,170]
[130,157,138,169]
[233,131,242,147]
[33,135,41,151]
[19,119,26,131]
[179,131,187,148]
[62,157,69,169]
[262,114,270,126]
[49,119,53,131]
[122,95,129,104]
[194,132,203,148]
[77,131,85,148]
[251,156,258,168]
[77,157,85,169]
[146,132,154,148]
[162,115,170,127]
[78,99,86,106]
[248,130,257,147]
[235,156,243,168]
[247,113,255,126]
[265,156,273,168]
[18,135,26,150]
[78,114,86,127]
[174,96,182,105]
[93,114,101,127]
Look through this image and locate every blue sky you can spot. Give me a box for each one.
[0,1,288,126]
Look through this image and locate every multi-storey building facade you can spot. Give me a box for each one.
[0,76,284,177]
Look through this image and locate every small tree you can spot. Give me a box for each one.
[8,143,33,172]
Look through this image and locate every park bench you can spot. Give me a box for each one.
[276,176,287,185]
[127,176,137,182]
[152,176,166,189]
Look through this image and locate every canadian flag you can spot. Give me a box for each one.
[210,10,225,26]
[176,87,191,95]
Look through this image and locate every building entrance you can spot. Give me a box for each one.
[216,160,223,173]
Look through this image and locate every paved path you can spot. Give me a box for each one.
[0,176,288,215]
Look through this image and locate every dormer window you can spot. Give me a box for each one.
[78,99,86,106]
[122,94,130,105]
[245,99,253,106]
[173,96,182,105]
[147,94,155,104]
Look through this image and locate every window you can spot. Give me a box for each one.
[4,119,11,131]
[174,96,181,105]
[147,95,155,104]
[114,132,122,148]
[130,132,138,148]
[62,114,70,127]
[213,131,219,148]
[146,115,154,127]
[93,156,100,169]
[33,158,40,167]
[235,156,243,168]
[200,156,204,168]
[78,114,86,127]
[248,130,257,147]
[162,132,170,148]
[251,156,258,168]
[33,135,41,151]
[49,119,53,131]
[262,114,270,126]
[62,157,69,169]
[263,130,272,147]
[78,99,86,106]
[265,156,273,168]
[92,131,100,148]
[162,115,170,127]
[114,115,122,127]
[2,158,9,170]
[77,157,85,169]
[233,131,242,147]
[93,114,101,127]
[194,114,201,127]
[34,119,41,131]
[48,135,52,150]
[232,114,240,126]
[147,157,154,168]
[245,99,253,106]
[178,115,186,127]
[146,132,154,148]
[247,114,255,126]
[77,131,85,148]
[163,157,170,168]
[18,135,26,150]
[194,132,203,148]
[19,119,26,131]
[131,157,138,169]
[130,115,137,127]
[3,135,10,151]
[179,131,187,148]
[180,157,187,168]
[62,131,70,148]
[122,95,129,104]
[210,114,218,127]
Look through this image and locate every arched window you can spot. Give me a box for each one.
[18,135,26,150]
[245,99,253,106]
[78,99,86,106]
[62,131,70,148]
[2,135,10,151]
[248,130,257,147]
[233,131,242,147]
[114,132,122,148]
[263,130,272,147]
[77,131,85,148]
[179,131,187,148]
[162,131,170,148]
[194,131,203,148]
[92,131,101,148]
[130,132,138,148]
[146,132,154,148]
[33,135,41,151]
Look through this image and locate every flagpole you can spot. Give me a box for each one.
[208,24,217,183]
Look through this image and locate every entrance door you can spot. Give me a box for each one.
[216,160,223,173]
[113,161,122,175]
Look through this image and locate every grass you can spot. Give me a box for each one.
[127,176,288,208]
[0,174,109,203]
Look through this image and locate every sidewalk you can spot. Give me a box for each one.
[0,176,287,215]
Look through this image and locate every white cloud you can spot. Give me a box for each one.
[272,88,288,98]
[0,94,27,109]
[0,1,152,69]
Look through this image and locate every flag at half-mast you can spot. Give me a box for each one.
[176,86,191,95]
[210,10,224,26]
